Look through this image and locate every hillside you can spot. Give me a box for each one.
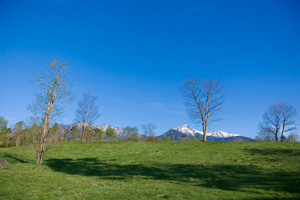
[0,142,299,199]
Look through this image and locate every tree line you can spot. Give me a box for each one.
[0,58,298,163]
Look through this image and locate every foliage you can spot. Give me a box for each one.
[191,136,198,141]
[94,128,104,142]
[162,136,170,142]
[146,136,160,142]
[0,142,299,199]
[132,133,140,142]
[105,126,116,141]
[287,133,298,143]
[12,121,25,147]
[123,126,139,141]
[71,125,79,141]
[123,126,139,134]
[0,116,9,147]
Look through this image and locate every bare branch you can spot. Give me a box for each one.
[182,79,224,141]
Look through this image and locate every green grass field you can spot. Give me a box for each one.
[0,141,299,200]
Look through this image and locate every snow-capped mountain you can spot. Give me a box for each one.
[170,124,239,138]
[160,124,253,141]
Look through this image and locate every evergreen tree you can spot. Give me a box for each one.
[0,116,9,147]
[95,128,104,142]
[132,133,140,142]
[71,125,79,141]
[162,136,170,142]
[105,126,116,141]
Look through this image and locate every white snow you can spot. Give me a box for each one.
[172,125,239,138]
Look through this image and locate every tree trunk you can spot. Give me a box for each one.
[15,135,20,147]
[37,98,52,164]
[202,122,207,142]
[81,124,85,142]
[280,120,286,142]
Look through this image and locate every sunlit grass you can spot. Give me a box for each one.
[0,141,299,199]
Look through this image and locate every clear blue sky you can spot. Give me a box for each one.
[0,0,300,138]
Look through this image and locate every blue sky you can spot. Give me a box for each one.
[0,0,299,138]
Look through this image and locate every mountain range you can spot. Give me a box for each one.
[61,123,253,141]
[159,124,254,141]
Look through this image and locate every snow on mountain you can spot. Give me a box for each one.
[160,124,243,140]
[172,124,202,136]
[171,124,239,138]
[207,130,239,138]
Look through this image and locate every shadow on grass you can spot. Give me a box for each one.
[245,148,300,158]
[1,153,29,163]
[45,158,300,194]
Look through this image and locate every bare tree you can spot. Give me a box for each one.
[74,92,101,141]
[182,79,224,142]
[280,103,297,142]
[258,103,297,142]
[141,123,157,137]
[27,58,73,163]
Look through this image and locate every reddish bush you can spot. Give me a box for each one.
[145,136,160,142]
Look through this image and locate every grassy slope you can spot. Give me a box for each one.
[0,142,299,200]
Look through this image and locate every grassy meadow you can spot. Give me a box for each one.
[0,141,299,200]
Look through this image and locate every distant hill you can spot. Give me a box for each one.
[59,123,254,141]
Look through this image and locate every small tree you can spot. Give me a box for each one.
[191,136,198,141]
[141,123,157,137]
[182,79,224,142]
[27,58,73,163]
[132,133,140,142]
[48,123,60,143]
[287,133,298,143]
[74,92,101,142]
[63,128,70,141]
[13,121,25,147]
[162,136,170,142]
[0,116,9,147]
[94,128,104,142]
[26,121,41,146]
[123,126,139,141]
[71,125,79,141]
[146,136,159,142]
[105,126,116,141]
[258,103,297,142]
[171,136,175,141]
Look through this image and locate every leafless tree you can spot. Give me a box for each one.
[141,123,157,137]
[258,103,297,142]
[74,92,101,141]
[182,79,224,142]
[27,58,73,163]
[280,103,297,142]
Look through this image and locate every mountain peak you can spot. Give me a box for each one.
[162,124,241,140]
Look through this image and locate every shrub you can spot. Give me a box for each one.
[146,136,159,142]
